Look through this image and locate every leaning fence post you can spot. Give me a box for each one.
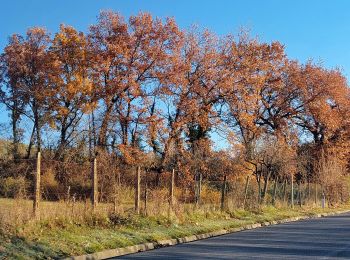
[33,151,41,217]
[91,157,98,210]
[169,169,175,208]
[135,166,141,214]
[221,175,227,211]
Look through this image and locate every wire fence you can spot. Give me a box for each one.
[0,152,341,223]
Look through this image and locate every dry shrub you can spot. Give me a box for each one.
[146,188,169,216]
[41,167,61,200]
[112,185,134,214]
[0,159,35,179]
[0,177,28,198]
[174,183,194,203]
[200,185,220,205]
[318,154,350,206]
[0,198,33,234]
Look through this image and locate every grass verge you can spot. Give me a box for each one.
[1,200,350,259]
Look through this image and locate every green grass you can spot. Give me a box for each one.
[1,198,350,259]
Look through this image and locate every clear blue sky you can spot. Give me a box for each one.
[1,0,349,131]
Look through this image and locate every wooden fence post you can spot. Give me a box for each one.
[195,172,202,206]
[283,179,287,203]
[315,182,318,205]
[243,175,250,209]
[66,185,71,202]
[198,173,202,205]
[291,173,294,209]
[194,173,198,205]
[135,166,141,214]
[298,182,302,207]
[272,178,278,206]
[113,183,117,214]
[91,157,98,210]
[221,175,227,211]
[169,169,175,208]
[321,191,326,209]
[144,170,148,215]
[33,151,41,217]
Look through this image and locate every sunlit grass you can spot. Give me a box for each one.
[1,197,349,259]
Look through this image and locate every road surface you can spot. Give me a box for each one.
[115,212,350,259]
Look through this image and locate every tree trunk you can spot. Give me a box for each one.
[243,175,250,209]
[257,174,262,204]
[55,118,68,160]
[33,105,41,152]
[97,101,113,149]
[26,125,36,159]
[261,172,271,204]
[11,108,21,160]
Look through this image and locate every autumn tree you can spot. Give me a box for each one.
[149,29,225,182]
[0,12,349,206]
[1,28,51,155]
[88,11,182,156]
[288,62,350,188]
[292,63,350,148]
[49,24,93,160]
[0,36,27,159]
[220,35,283,195]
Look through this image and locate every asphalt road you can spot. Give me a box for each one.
[115,212,350,259]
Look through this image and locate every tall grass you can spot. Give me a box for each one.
[0,179,331,236]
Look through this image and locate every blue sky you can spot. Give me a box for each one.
[1,0,350,138]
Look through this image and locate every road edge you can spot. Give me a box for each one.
[65,209,350,260]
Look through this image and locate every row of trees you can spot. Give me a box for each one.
[1,11,350,203]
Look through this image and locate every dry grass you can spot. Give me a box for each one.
[1,181,349,259]
[0,181,327,234]
[1,195,350,259]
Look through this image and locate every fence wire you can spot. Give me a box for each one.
[0,154,345,222]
